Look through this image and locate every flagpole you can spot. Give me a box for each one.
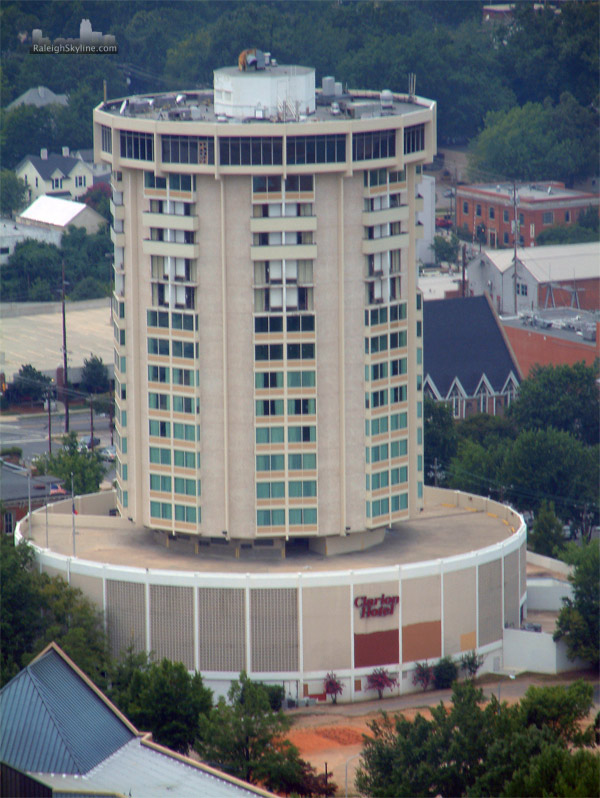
[71,471,76,558]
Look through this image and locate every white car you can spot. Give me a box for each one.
[99,445,116,462]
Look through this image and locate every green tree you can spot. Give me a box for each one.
[535,223,598,246]
[195,672,291,783]
[0,536,110,688]
[528,500,566,557]
[124,659,213,753]
[469,94,599,186]
[424,397,457,486]
[34,431,105,495]
[80,354,110,395]
[503,745,600,798]
[356,680,599,798]
[0,169,27,217]
[27,572,111,689]
[502,427,597,522]
[447,437,507,499]
[1,239,61,302]
[519,680,594,746]
[430,233,459,265]
[554,542,599,668]
[0,105,55,169]
[12,363,50,403]
[0,538,45,686]
[509,362,599,447]
[456,412,516,448]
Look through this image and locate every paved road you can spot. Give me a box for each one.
[1,408,112,464]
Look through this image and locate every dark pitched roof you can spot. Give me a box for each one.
[0,645,135,774]
[17,154,79,181]
[0,462,65,503]
[423,295,520,397]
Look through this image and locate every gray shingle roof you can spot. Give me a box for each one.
[7,86,68,110]
[423,295,519,397]
[0,647,134,774]
[17,154,79,181]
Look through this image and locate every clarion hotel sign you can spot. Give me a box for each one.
[354,593,399,619]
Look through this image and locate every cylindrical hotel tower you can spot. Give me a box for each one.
[93,58,436,555]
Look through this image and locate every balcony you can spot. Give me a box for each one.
[142,239,199,259]
[110,227,125,247]
[250,243,317,261]
[361,205,409,227]
[142,212,199,231]
[362,233,409,255]
[110,200,125,221]
[250,216,316,234]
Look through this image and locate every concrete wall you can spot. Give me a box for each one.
[527,578,573,612]
[503,628,589,674]
[18,486,526,702]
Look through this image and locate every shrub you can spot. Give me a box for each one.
[323,672,343,704]
[1,446,22,459]
[460,650,484,679]
[366,668,398,699]
[433,656,458,689]
[413,661,434,691]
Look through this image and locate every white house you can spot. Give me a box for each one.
[16,148,102,202]
[466,242,600,315]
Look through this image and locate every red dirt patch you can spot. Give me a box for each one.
[287,725,366,754]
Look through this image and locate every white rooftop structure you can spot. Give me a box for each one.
[18,195,88,228]
[16,195,106,235]
[213,63,316,119]
[483,242,600,282]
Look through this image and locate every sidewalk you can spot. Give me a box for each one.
[286,668,599,720]
[1,402,88,423]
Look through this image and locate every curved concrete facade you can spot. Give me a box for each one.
[93,68,436,548]
[18,486,526,702]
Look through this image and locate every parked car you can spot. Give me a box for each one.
[78,435,101,451]
[99,445,116,462]
[435,217,453,229]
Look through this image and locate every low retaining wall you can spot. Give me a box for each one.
[503,628,588,674]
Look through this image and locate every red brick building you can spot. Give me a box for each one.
[456,182,599,248]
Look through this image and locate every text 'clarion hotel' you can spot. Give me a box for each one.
[93,51,436,557]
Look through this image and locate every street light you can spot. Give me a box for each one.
[345,752,361,798]
[497,672,516,705]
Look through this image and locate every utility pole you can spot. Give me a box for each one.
[90,396,95,451]
[513,180,519,315]
[71,471,76,557]
[61,260,69,433]
[47,388,52,454]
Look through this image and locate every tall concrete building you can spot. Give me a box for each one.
[93,56,436,555]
